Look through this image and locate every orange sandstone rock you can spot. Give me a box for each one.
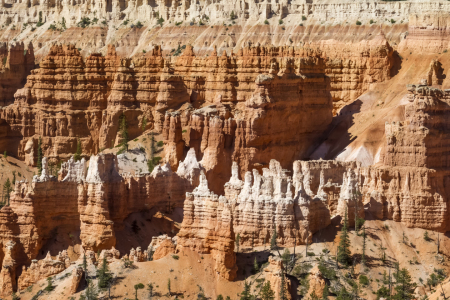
[263,256,292,300]
[68,267,84,295]
[177,171,237,281]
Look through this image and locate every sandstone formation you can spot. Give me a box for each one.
[0,43,333,193]
[148,235,177,260]
[175,158,364,280]
[306,265,326,297]
[0,42,35,106]
[177,171,237,281]
[68,267,84,295]
[225,159,362,247]
[98,247,121,263]
[0,241,17,297]
[0,0,427,30]
[0,150,201,294]
[128,247,147,262]
[362,83,450,232]
[17,251,70,291]
[262,256,292,300]
[399,12,450,54]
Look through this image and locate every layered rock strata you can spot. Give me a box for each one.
[0,42,35,106]
[362,84,450,232]
[0,150,201,287]
[227,160,362,246]
[0,44,333,193]
[17,251,70,291]
[177,171,237,281]
[263,256,292,300]
[176,158,364,280]
[0,0,442,34]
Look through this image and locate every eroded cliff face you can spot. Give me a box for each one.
[0,150,201,280]
[362,84,450,232]
[213,158,363,247]
[0,42,35,107]
[0,43,334,193]
[177,171,237,281]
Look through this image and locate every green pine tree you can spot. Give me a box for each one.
[337,208,351,266]
[134,283,144,300]
[44,276,54,292]
[376,286,390,300]
[270,228,277,250]
[281,248,290,268]
[74,138,82,161]
[279,271,288,300]
[253,257,259,273]
[393,268,416,300]
[336,286,352,300]
[216,295,224,300]
[3,178,12,205]
[85,279,98,300]
[361,226,366,267]
[142,116,147,131]
[118,113,129,154]
[260,281,275,300]
[97,257,112,289]
[322,284,329,300]
[82,254,87,272]
[37,137,43,175]
[167,278,171,296]
[147,282,154,298]
[239,281,252,300]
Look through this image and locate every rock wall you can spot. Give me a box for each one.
[0,42,35,107]
[0,0,444,35]
[399,12,450,54]
[175,157,364,279]
[363,84,450,232]
[0,150,201,287]
[263,257,292,300]
[0,43,334,192]
[177,171,237,281]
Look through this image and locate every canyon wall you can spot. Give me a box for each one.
[0,43,335,191]
[0,0,444,33]
[362,83,450,232]
[0,150,201,285]
[0,42,35,107]
[4,79,450,287]
[177,171,237,281]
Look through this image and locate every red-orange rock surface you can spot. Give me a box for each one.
[262,256,292,300]
[148,235,177,260]
[0,44,333,194]
[68,267,84,295]
[0,42,35,106]
[176,171,237,281]
[17,251,69,290]
[0,150,202,294]
[363,83,450,232]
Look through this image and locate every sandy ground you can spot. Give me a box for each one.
[12,216,450,300]
[0,155,35,198]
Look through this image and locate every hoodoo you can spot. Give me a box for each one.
[2,1,450,299]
